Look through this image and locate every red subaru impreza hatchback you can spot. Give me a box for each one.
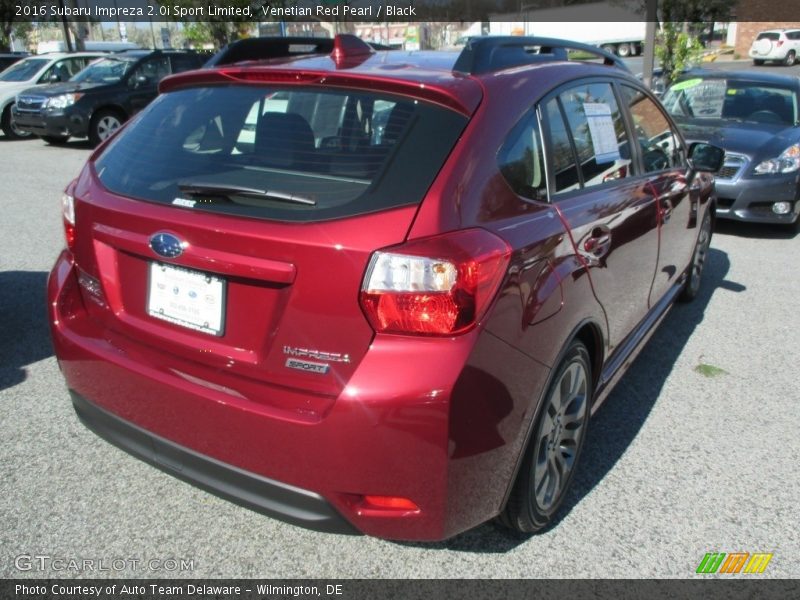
[48,36,723,541]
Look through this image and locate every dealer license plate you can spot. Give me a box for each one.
[147,262,225,336]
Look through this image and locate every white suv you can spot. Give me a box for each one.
[0,52,104,139]
[749,29,800,66]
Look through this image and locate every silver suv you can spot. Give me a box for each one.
[749,29,800,66]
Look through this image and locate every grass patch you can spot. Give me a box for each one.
[695,363,728,378]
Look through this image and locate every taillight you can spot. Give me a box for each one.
[778,40,785,47]
[62,192,75,251]
[360,229,511,336]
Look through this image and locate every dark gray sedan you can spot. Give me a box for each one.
[662,70,800,226]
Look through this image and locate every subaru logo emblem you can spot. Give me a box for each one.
[149,232,185,259]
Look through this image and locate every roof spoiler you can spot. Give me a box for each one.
[453,36,630,76]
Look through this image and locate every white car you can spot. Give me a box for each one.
[749,29,800,66]
[0,52,104,138]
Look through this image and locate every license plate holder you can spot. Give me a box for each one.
[147,262,226,336]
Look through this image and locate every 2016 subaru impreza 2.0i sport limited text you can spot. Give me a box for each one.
[48,35,724,541]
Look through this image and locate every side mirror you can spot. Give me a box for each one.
[688,142,725,173]
[134,74,150,88]
[48,73,62,83]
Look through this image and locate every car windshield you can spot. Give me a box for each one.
[662,77,799,126]
[71,58,132,84]
[756,32,780,41]
[95,85,468,222]
[0,58,48,82]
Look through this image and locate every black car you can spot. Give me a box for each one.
[12,50,206,146]
[0,52,28,73]
[661,70,800,226]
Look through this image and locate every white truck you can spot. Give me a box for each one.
[487,2,648,57]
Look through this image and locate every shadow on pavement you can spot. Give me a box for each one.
[399,246,742,553]
[0,271,53,391]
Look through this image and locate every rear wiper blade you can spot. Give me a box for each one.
[178,182,316,206]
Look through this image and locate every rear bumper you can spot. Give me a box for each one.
[48,250,544,541]
[71,389,358,535]
[714,174,799,225]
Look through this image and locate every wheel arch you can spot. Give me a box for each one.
[497,316,606,513]
[91,104,129,122]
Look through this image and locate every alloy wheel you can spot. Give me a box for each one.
[533,358,589,510]
[96,115,121,141]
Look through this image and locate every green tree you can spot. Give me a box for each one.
[166,0,261,48]
[656,23,703,86]
[655,0,733,84]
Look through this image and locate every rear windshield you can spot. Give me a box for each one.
[95,85,468,222]
[756,32,781,41]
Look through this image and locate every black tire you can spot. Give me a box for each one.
[784,51,796,66]
[679,209,712,303]
[617,43,632,58]
[1,104,33,139]
[89,109,124,147]
[601,44,617,56]
[753,59,765,66]
[499,341,592,533]
[42,135,69,145]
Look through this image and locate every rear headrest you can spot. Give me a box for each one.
[255,112,315,168]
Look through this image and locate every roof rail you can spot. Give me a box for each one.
[453,36,630,76]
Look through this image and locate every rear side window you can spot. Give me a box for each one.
[497,111,547,201]
[95,85,468,222]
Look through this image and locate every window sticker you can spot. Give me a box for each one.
[583,102,620,164]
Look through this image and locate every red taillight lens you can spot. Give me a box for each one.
[360,229,511,336]
[62,192,75,251]
[362,496,420,511]
[777,40,785,47]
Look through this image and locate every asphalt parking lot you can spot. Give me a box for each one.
[1,78,799,578]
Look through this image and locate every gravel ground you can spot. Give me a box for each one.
[0,133,798,579]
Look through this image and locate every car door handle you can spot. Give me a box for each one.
[582,226,612,259]
[660,197,673,223]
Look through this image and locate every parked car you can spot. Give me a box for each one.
[48,35,722,541]
[0,52,105,139]
[662,70,800,225]
[12,50,207,146]
[749,29,800,66]
[0,52,28,73]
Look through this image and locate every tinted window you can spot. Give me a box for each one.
[756,32,780,41]
[621,86,685,172]
[170,54,203,74]
[131,57,170,84]
[557,82,632,189]
[544,99,580,194]
[497,111,547,200]
[95,85,468,222]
